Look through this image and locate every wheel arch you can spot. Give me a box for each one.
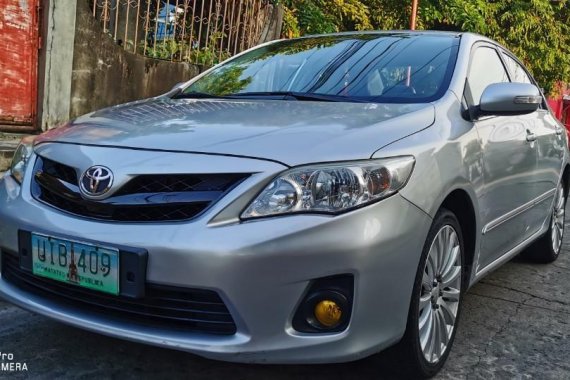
[438,188,479,286]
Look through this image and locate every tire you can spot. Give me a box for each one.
[522,183,567,264]
[394,208,465,378]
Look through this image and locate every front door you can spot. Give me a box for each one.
[500,52,563,234]
[0,0,40,131]
[467,45,542,270]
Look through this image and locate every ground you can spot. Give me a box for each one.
[1,221,570,379]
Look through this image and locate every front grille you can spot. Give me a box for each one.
[38,187,209,222]
[41,157,79,185]
[2,253,237,335]
[31,156,250,222]
[115,174,246,195]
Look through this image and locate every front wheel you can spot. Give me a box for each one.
[394,209,465,378]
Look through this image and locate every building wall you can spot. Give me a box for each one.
[40,0,77,130]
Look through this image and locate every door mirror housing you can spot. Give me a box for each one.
[479,83,542,117]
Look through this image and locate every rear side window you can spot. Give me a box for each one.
[467,47,510,105]
[502,54,532,84]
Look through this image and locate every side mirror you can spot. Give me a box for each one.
[479,83,542,116]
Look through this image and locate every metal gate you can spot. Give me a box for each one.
[0,0,40,132]
[92,0,274,66]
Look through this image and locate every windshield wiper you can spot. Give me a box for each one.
[171,91,232,100]
[226,91,365,103]
[173,91,365,103]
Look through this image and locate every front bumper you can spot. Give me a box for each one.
[0,166,432,364]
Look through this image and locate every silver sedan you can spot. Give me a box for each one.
[1,31,567,378]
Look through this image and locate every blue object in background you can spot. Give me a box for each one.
[155,3,179,41]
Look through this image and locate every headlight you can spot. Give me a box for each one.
[10,138,34,184]
[241,156,415,219]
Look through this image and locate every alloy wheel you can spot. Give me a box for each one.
[418,225,462,364]
[551,186,565,254]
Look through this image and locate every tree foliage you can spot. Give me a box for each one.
[281,0,372,36]
[280,0,570,94]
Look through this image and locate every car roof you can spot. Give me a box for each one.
[289,30,503,45]
[286,30,510,55]
[293,30,462,39]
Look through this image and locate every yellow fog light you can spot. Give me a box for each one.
[314,300,343,328]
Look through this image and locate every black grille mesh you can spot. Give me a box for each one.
[41,157,78,185]
[116,173,248,195]
[112,203,209,222]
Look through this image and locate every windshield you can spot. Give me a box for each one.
[181,33,459,103]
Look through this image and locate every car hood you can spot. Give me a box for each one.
[37,97,435,166]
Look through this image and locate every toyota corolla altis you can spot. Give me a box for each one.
[1,31,567,377]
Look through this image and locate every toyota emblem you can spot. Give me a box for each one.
[79,166,114,198]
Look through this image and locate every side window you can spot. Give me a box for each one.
[502,52,546,109]
[502,54,532,84]
[467,47,510,105]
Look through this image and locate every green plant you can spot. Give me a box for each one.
[183,32,231,66]
[145,39,181,60]
[142,32,231,67]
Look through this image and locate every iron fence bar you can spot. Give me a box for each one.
[213,0,221,44]
[233,0,243,55]
[241,0,249,52]
[124,0,131,48]
[102,0,110,33]
[212,0,222,51]
[242,0,248,51]
[187,0,197,60]
[219,0,228,61]
[228,0,237,55]
[253,0,263,47]
[172,0,181,61]
[113,0,120,40]
[252,0,259,46]
[181,0,189,41]
[153,0,161,55]
[133,0,141,53]
[243,0,248,50]
[204,0,214,50]
[197,0,206,51]
[165,0,171,60]
[251,0,257,48]
[143,0,152,56]
[252,0,257,46]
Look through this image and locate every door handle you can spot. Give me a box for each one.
[526,130,537,142]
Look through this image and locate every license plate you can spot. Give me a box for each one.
[31,233,120,295]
